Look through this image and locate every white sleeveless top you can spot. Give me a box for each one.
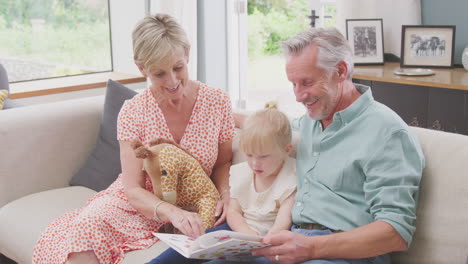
[229,157,296,235]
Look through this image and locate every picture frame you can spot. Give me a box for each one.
[400,25,455,68]
[345,19,384,65]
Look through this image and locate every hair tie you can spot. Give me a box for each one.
[265,103,277,109]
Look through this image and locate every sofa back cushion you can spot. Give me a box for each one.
[70,79,137,191]
[392,127,468,263]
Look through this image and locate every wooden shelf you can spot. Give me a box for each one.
[352,62,468,91]
[10,72,146,99]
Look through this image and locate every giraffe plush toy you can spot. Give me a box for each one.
[131,138,220,229]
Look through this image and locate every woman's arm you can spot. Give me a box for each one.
[120,140,205,237]
[268,191,296,234]
[227,198,259,236]
[120,140,156,218]
[233,112,247,128]
[211,140,233,226]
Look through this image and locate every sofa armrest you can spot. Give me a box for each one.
[0,96,104,207]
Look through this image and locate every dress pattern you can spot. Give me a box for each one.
[32,82,235,264]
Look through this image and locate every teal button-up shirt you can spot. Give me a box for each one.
[291,84,425,245]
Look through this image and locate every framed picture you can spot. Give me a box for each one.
[400,25,455,68]
[346,19,384,65]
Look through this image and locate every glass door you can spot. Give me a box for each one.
[310,0,337,28]
[244,0,311,117]
[227,0,336,117]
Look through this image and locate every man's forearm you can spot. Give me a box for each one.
[311,221,407,259]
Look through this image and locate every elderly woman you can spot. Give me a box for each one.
[33,14,235,264]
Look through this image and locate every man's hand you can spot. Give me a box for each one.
[253,230,316,264]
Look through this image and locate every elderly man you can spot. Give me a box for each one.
[251,28,425,264]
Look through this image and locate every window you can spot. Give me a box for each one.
[0,0,112,83]
[228,0,336,117]
[310,0,337,28]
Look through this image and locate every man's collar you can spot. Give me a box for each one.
[333,83,373,124]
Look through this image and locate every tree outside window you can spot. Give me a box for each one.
[0,0,112,83]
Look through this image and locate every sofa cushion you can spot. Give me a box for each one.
[0,186,97,264]
[392,127,468,263]
[70,79,138,191]
[0,185,168,263]
[121,242,169,264]
[0,90,7,110]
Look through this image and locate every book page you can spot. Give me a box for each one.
[191,237,269,261]
[153,233,195,258]
[196,230,262,249]
[154,230,270,261]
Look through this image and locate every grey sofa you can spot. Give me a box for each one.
[0,95,467,263]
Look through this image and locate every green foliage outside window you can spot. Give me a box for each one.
[0,0,111,82]
[247,0,310,60]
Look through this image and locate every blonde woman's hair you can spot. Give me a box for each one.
[240,102,292,155]
[132,13,190,73]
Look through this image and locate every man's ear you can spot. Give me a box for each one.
[136,63,147,77]
[284,143,293,155]
[336,60,348,81]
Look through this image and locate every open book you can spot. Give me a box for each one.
[153,230,270,261]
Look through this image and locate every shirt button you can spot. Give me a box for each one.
[296,202,302,207]
[303,179,308,183]
[313,152,318,156]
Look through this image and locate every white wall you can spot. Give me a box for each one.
[109,0,146,75]
[197,0,228,91]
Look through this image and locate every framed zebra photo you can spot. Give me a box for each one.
[400,25,456,68]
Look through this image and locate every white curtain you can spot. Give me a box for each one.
[335,0,421,57]
[150,0,197,78]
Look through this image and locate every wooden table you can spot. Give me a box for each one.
[353,62,468,91]
[352,63,468,135]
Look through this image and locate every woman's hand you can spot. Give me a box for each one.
[161,203,205,238]
[213,191,230,226]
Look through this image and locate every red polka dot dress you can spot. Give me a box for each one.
[32,82,235,264]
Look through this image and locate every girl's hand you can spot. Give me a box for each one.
[213,191,230,226]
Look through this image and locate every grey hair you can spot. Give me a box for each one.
[281,28,354,79]
[132,13,190,73]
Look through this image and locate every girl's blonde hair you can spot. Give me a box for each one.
[239,102,292,155]
[132,13,190,73]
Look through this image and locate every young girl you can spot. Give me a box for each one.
[227,103,296,237]
[148,103,296,264]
